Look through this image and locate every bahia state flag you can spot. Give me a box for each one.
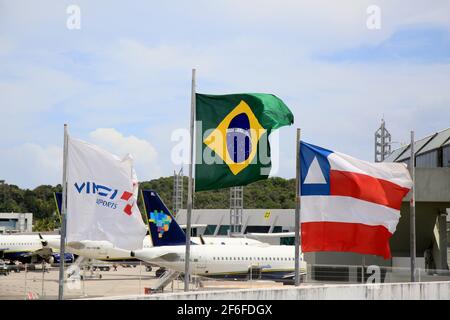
[195,93,294,191]
[300,142,413,259]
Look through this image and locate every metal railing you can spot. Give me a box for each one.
[1,261,450,299]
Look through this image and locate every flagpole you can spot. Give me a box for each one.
[410,130,416,282]
[184,68,196,291]
[295,128,301,286]
[58,124,69,300]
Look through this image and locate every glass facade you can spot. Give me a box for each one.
[272,226,282,233]
[443,145,450,167]
[403,158,411,168]
[0,219,16,229]
[416,150,438,168]
[280,236,295,246]
[244,225,270,234]
[203,224,217,235]
[181,226,197,236]
[217,225,230,236]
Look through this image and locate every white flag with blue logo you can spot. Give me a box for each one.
[66,136,147,250]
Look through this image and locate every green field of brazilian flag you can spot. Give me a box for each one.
[195,93,294,191]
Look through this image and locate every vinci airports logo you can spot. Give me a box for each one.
[74,182,135,216]
[149,211,172,238]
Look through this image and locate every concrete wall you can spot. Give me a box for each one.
[102,282,450,300]
[404,168,450,203]
[393,168,450,269]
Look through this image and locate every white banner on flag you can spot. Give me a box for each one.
[66,137,147,250]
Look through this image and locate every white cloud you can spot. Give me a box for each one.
[0,143,62,188]
[173,0,450,51]
[0,38,14,56]
[0,128,160,188]
[88,128,160,181]
[0,65,87,116]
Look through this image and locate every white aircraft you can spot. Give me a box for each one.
[45,192,264,263]
[131,190,307,282]
[0,234,73,264]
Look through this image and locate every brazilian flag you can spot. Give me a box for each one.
[195,93,294,192]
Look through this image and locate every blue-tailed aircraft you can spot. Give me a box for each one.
[132,190,307,282]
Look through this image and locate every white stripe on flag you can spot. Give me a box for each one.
[328,152,413,189]
[301,196,400,233]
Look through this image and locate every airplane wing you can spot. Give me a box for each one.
[132,250,182,262]
[156,252,181,262]
[31,234,54,258]
[20,247,53,259]
[44,236,87,251]
[281,270,308,279]
[66,242,86,250]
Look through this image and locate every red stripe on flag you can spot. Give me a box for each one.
[301,221,393,259]
[330,170,410,210]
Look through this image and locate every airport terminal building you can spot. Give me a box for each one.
[383,127,450,271]
[0,212,33,234]
[177,208,295,245]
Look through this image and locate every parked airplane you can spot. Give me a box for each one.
[0,234,74,264]
[45,192,264,263]
[131,190,307,282]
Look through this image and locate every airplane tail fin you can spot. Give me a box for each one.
[38,233,48,247]
[54,192,62,224]
[141,190,186,246]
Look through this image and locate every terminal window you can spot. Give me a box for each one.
[272,226,282,233]
[244,226,270,234]
[218,225,230,236]
[203,225,217,235]
[281,237,295,246]
[443,145,450,167]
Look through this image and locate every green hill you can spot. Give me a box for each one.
[140,176,295,211]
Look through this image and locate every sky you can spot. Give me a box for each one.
[0,0,449,189]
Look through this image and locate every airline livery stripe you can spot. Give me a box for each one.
[300,196,400,233]
[301,221,393,259]
[328,152,413,188]
[330,170,410,210]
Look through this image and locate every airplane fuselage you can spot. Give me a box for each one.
[46,235,264,261]
[134,245,306,281]
[0,234,61,263]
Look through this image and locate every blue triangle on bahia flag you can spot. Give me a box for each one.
[300,142,332,196]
